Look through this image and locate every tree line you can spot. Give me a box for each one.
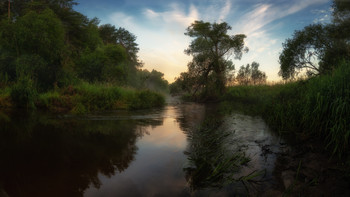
[0,0,168,93]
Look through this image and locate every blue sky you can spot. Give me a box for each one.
[75,0,333,82]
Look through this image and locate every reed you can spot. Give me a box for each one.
[224,61,350,157]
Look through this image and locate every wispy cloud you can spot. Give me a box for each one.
[312,8,333,24]
[226,0,330,81]
[143,3,199,27]
[144,9,160,19]
[219,0,232,21]
[106,0,331,82]
[235,0,330,35]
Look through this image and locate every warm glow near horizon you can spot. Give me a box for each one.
[75,0,332,83]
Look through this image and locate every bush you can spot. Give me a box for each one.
[10,76,37,108]
[75,82,122,111]
[129,90,165,109]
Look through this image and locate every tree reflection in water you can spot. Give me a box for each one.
[0,110,163,197]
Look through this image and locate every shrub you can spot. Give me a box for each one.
[10,75,37,108]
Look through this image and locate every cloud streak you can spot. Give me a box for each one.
[104,0,331,82]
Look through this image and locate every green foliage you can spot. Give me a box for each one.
[129,90,165,110]
[12,9,64,61]
[75,48,106,82]
[102,44,128,83]
[75,44,128,84]
[236,62,267,85]
[184,20,248,99]
[279,24,329,79]
[0,0,168,112]
[0,8,65,90]
[279,1,350,80]
[75,82,122,111]
[225,61,350,157]
[15,54,51,90]
[99,24,118,44]
[10,75,37,108]
[34,82,166,112]
[133,69,169,93]
[170,72,196,95]
[115,27,140,64]
[301,61,350,156]
[98,25,140,66]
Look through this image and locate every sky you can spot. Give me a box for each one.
[74,0,333,83]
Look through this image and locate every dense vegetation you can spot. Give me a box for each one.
[224,61,350,157]
[174,21,248,100]
[223,0,350,158]
[170,21,268,100]
[0,0,168,111]
[170,0,350,159]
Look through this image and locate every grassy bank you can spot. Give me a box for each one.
[0,82,165,113]
[224,61,350,157]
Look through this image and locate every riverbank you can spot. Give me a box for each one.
[268,136,350,196]
[224,61,350,158]
[222,61,350,196]
[0,82,165,113]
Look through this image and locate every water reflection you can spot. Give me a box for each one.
[84,106,188,197]
[0,102,284,197]
[0,109,163,197]
[177,104,283,195]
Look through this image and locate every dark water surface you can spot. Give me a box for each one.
[0,101,284,197]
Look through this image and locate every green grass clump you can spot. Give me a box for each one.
[301,62,350,156]
[129,90,165,109]
[74,82,123,111]
[37,90,73,112]
[34,82,165,113]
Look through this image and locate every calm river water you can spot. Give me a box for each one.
[0,100,285,197]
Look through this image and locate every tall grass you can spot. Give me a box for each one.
[224,61,350,157]
[0,86,12,108]
[1,81,165,112]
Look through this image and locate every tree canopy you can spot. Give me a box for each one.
[0,0,168,94]
[279,0,350,80]
[236,62,267,85]
[184,20,248,98]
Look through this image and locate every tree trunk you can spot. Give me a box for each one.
[8,0,10,20]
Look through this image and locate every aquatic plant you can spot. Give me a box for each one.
[183,117,263,191]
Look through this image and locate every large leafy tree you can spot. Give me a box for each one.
[0,8,65,90]
[115,27,140,64]
[279,0,350,80]
[184,20,248,98]
[99,25,140,66]
[99,24,117,45]
[0,0,77,19]
[279,24,330,79]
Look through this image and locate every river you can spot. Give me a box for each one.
[0,99,285,197]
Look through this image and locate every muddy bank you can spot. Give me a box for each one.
[262,137,350,197]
